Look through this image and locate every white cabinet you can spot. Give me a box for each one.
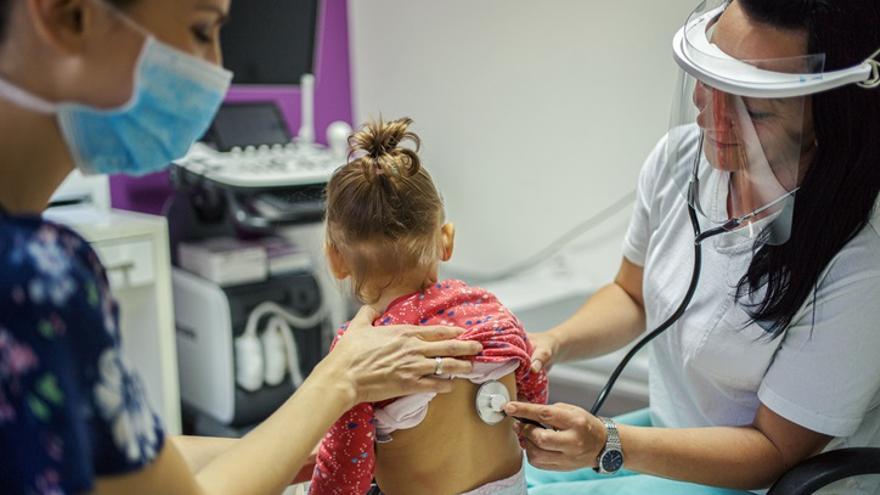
[46,207,182,435]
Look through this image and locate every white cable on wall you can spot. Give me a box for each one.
[447,190,637,283]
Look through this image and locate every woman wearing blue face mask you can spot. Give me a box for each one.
[0,1,482,494]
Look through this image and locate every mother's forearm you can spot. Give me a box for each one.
[194,358,355,495]
[171,436,238,473]
[620,424,789,490]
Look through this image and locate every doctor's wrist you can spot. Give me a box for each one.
[543,327,569,362]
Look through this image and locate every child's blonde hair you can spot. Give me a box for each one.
[325,117,445,303]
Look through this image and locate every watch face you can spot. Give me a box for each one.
[601,449,624,472]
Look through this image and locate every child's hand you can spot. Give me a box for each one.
[529,331,560,373]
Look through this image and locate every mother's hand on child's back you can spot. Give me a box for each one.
[329,305,483,404]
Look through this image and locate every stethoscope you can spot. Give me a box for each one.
[476,133,796,428]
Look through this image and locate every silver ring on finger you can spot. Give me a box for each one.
[433,356,444,376]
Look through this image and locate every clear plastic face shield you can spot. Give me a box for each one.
[668,62,819,245]
[669,0,879,245]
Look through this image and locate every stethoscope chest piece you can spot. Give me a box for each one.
[475,380,510,425]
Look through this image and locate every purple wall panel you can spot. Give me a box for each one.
[110,0,353,215]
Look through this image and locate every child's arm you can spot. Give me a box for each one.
[476,320,549,448]
[467,317,549,405]
[517,347,549,405]
[310,403,376,495]
[309,327,378,494]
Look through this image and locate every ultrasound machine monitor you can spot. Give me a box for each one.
[203,103,293,152]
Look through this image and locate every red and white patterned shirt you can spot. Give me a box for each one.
[309,279,548,495]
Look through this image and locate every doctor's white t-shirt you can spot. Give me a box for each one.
[623,132,880,494]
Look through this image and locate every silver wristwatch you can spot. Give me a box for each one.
[594,417,624,474]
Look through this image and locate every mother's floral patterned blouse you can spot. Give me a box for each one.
[0,211,164,494]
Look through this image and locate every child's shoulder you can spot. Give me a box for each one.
[334,281,514,333]
[432,279,496,299]
[422,280,520,328]
[417,280,491,308]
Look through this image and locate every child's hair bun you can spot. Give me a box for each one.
[349,117,422,179]
[325,116,444,303]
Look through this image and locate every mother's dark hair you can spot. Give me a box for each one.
[0,0,138,42]
[736,0,880,335]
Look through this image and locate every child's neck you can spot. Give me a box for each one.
[368,271,439,314]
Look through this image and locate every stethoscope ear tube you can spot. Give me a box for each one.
[509,202,708,430]
[589,201,705,416]
[512,135,728,427]
[589,135,723,417]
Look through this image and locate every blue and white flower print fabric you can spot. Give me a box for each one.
[0,212,164,494]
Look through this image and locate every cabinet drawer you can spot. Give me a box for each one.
[93,237,155,289]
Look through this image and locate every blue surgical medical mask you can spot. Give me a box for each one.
[0,12,232,176]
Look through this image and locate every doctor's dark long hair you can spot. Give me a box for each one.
[736,0,880,336]
[324,117,445,303]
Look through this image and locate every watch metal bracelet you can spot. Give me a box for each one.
[601,417,621,449]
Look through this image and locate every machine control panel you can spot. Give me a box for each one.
[177,142,342,189]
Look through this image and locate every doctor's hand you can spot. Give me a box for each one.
[505,401,606,471]
[528,331,561,373]
[327,305,482,405]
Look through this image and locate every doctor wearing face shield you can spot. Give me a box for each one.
[506,0,880,494]
[0,1,482,493]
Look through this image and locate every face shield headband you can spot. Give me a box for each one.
[673,1,880,98]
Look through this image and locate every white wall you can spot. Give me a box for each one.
[349,1,695,281]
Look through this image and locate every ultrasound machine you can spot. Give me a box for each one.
[166,0,354,436]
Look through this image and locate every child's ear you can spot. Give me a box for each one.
[324,242,351,280]
[440,222,456,262]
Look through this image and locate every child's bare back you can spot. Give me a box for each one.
[375,375,522,495]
